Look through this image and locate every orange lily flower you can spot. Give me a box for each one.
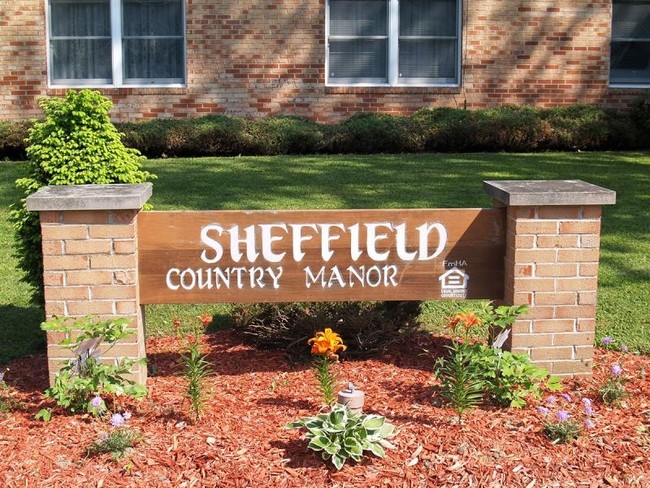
[198,313,213,327]
[308,328,347,357]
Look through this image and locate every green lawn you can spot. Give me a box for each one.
[2,152,649,362]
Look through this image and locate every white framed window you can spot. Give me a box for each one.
[326,0,461,86]
[48,0,185,87]
[610,0,650,86]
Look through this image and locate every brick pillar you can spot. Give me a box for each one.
[26,184,152,386]
[484,180,616,377]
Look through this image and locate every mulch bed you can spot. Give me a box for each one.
[1,331,649,487]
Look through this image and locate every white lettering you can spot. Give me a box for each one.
[290,224,318,262]
[394,223,417,261]
[230,225,259,262]
[200,224,224,264]
[417,223,447,260]
[266,266,283,289]
[365,223,392,261]
[319,224,346,261]
[260,224,287,263]
[166,268,180,290]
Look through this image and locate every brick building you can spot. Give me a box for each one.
[1,0,649,122]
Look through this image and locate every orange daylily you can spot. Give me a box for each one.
[447,310,483,331]
[198,314,213,327]
[308,328,347,358]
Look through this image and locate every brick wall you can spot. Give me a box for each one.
[502,204,605,376]
[39,209,146,385]
[1,0,649,122]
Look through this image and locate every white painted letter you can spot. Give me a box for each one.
[200,224,224,264]
[348,224,363,261]
[290,224,318,262]
[260,223,288,263]
[230,225,259,263]
[319,224,346,261]
[304,266,325,288]
[366,223,392,261]
[417,223,447,260]
[394,223,417,261]
[166,268,180,290]
[266,266,283,289]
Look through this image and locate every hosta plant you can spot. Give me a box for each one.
[287,403,396,470]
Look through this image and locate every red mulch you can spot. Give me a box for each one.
[1,331,649,487]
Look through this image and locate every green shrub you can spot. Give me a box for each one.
[3,103,648,159]
[244,116,326,154]
[231,301,420,360]
[330,112,419,153]
[9,89,155,301]
[0,120,31,160]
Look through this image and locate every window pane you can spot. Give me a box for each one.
[123,39,184,80]
[612,2,650,39]
[400,0,457,37]
[51,39,112,81]
[329,39,387,80]
[50,0,110,37]
[399,39,456,79]
[610,41,650,83]
[330,0,387,37]
[123,0,183,37]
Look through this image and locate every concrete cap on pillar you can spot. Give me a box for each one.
[26,183,153,211]
[483,180,616,206]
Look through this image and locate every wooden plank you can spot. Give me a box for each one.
[138,208,506,304]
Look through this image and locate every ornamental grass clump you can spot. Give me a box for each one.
[308,328,347,405]
[599,363,628,405]
[537,394,596,444]
[287,403,396,470]
[177,314,214,423]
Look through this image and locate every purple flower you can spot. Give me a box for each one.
[89,395,103,409]
[546,395,558,405]
[536,406,550,416]
[602,336,613,345]
[556,410,570,422]
[581,398,592,408]
[561,393,572,403]
[584,419,595,429]
[621,344,629,353]
[585,405,595,416]
[122,410,132,420]
[611,364,623,376]
[109,413,125,427]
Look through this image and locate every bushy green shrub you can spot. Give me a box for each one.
[231,301,420,360]
[3,103,648,160]
[9,89,155,301]
[330,112,419,153]
[0,120,31,160]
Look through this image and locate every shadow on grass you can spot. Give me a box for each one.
[0,304,45,365]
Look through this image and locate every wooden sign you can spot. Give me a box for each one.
[138,209,506,304]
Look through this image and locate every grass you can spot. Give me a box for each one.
[1,151,649,361]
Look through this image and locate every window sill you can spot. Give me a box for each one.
[46,86,188,96]
[608,84,650,91]
[325,86,462,95]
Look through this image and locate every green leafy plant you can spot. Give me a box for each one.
[308,328,347,405]
[39,316,147,415]
[177,314,213,422]
[287,403,396,470]
[599,363,627,405]
[435,304,559,412]
[9,89,154,301]
[537,394,595,444]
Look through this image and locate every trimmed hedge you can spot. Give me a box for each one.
[2,104,648,160]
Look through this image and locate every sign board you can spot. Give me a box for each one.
[138,209,505,304]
